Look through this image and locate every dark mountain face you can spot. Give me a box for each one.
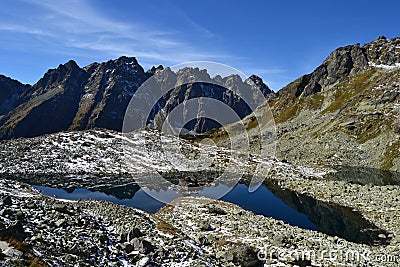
[0,75,31,116]
[0,57,271,139]
[147,68,272,133]
[0,57,149,139]
[70,56,148,131]
[0,60,89,138]
[246,75,273,98]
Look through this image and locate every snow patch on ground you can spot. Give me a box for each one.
[369,62,400,70]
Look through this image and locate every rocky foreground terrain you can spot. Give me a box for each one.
[1,177,399,267]
[0,129,399,266]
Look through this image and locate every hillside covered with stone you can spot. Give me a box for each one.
[208,36,400,171]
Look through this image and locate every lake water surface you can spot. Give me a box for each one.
[34,180,389,245]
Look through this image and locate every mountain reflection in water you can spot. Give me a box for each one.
[33,173,390,245]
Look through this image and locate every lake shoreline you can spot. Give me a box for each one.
[1,176,399,266]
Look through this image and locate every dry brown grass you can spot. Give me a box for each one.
[156,220,179,235]
[0,238,48,267]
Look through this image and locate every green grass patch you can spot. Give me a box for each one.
[274,100,299,123]
[381,141,400,170]
[322,69,377,114]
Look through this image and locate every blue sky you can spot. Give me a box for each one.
[0,0,399,90]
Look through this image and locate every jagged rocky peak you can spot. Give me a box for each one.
[176,67,213,85]
[107,56,144,74]
[246,74,266,87]
[99,56,140,68]
[84,56,145,77]
[147,66,178,88]
[80,56,148,101]
[246,75,273,97]
[23,60,85,101]
[53,60,82,76]
[222,73,243,84]
[222,74,253,96]
[101,56,146,78]
[323,43,368,76]
[364,35,400,66]
[278,36,400,99]
[212,74,224,85]
[146,65,164,76]
[303,42,370,94]
[32,59,86,95]
[320,35,400,78]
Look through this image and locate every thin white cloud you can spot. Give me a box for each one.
[0,25,54,37]
[1,0,288,88]
[2,0,234,66]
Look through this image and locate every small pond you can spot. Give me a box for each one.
[33,177,390,246]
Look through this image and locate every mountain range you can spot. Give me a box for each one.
[0,57,271,139]
[1,36,400,171]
